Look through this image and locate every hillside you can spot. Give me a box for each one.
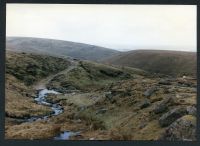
[6,37,119,61]
[103,50,196,77]
[6,51,70,85]
[5,51,71,122]
[5,52,196,140]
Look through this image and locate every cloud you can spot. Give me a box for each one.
[6,4,196,52]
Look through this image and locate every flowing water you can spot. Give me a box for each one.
[54,131,80,140]
[32,88,79,140]
[34,89,63,116]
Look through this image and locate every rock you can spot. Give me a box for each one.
[190,88,197,93]
[159,115,196,141]
[162,96,175,106]
[96,108,107,114]
[74,119,82,123]
[151,96,163,103]
[177,80,196,87]
[159,107,188,127]
[153,96,177,114]
[139,122,147,129]
[153,102,168,114]
[159,79,171,85]
[105,91,116,103]
[186,106,196,116]
[140,98,151,109]
[143,86,157,97]
[78,106,87,111]
[105,91,112,100]
[66,86,77,90]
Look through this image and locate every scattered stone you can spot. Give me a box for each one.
[177,80,195,88]
[105,91,116,103]
[143,86,157,97]
[140,98,151,109]
[139,122,147,129]
[78,106,87,111]
[151,97,163,103]
[186,106,196,116]
[190,88,197,93]
[159,107,188,127]
[168,87,176,93]
[74,119,82,123]
[162,96,175,106]
[153,102,168,114]
[105,91,112,100]
[159,79,171,85]
[72,92,76,95]
[159,115,196,141]
[96,108,107,114]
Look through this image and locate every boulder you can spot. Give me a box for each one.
[153,102,168,114]
[153,96,177,114]
[143,86,157,97]
[140,98,151,109]
[159,107,188,127]
[96,108,108,114]
[105,91,116,104]
[177,80,196,88]
[159,115,196,141]
[186,106,196,116]
[158,79,171,85]
[78,106,87,111]
[162,96,176,105]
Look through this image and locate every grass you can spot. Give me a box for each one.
[104,50,196,77]
[5,51,197,140]
[5,121,61,139]
[47,61,132,92]
[6,51,70,85]
[5,74,52,118]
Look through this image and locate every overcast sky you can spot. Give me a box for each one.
[7,4,196,52]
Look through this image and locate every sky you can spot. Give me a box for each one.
[6,4,196,52]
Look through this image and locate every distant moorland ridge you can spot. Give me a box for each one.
[6,37,120,61]
[103,50,196,77]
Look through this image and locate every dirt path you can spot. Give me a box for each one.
[33,60,78,90]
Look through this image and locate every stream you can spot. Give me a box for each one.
[34,89,63,116]
[30,88,78,140]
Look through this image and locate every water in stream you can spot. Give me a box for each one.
[24,89,62,122]
[54,131,80,140]
[34,89,63,116]
[34,89,80,140]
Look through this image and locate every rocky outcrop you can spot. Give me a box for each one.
[159,115,196,141]
[153,96,175,114]
[159,107,188,127]
[186,106,196,116]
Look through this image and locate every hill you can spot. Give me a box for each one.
[103,50,196,77]
[6,37,120,61]
[5,52,196,140]
[6,51,70,85]
[5,51,71,121]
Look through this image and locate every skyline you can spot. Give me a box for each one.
[7,4,197,52]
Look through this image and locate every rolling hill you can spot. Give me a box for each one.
[103,50,196,77]
[6,37,120,61]
[6,51,196,140]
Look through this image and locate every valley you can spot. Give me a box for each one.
[5,37,197,140]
